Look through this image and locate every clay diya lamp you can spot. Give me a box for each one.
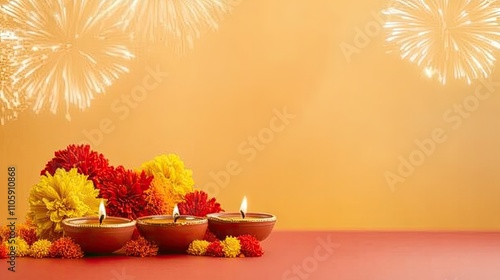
[136,205,208,253]
[207,196,276,241]
[62,200,136,254]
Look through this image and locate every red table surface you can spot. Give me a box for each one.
[2,231,500,280]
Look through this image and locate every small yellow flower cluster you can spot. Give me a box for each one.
[3,237,29,257]
[187,240,210,255]
[29,239,52,258]
[221,237,241,258]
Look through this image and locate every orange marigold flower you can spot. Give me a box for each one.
[49,237,84,259]
[123,236,158,257]
[143,183,168,215]
[238,235,264,257]
[139,154,194,215]
[17,224,38,246]
[205,240,224,257]
[178,190,223,217]
[0,225,12,243]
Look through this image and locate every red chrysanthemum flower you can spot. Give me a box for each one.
[205,240,224,257]
[0,243,8,258]
[40,144,112,189]
[238,235,264,257]
[98,166,153,220]
[123,236,158,257]
[49,237,84,259]
[203,230,219,242]
[17,225,37,246]
[178,190,223,217]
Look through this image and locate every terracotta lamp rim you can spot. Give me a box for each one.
[207,212,277,223]
[136,215,208,226]
[62,217,136,228]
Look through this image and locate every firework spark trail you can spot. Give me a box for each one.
[128,0,236,53]
[0,2,27,125]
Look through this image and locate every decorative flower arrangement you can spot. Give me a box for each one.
[187,235,264,258]
[0,144,265,259]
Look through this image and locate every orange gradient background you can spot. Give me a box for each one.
[1,0,500,230]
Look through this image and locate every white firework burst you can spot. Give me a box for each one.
[383,0,500,84]
[4,0,134,119]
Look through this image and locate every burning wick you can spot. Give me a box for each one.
[173,204,180,223]
[98,199,106,226]
[240,196,247,219]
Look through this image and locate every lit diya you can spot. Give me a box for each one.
[61,200,136,254]
[207,196,276,241]
[136,204,208,253]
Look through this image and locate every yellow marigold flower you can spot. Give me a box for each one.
[29,239,52,258]
[28,168,100,240]
[187,240,210,256]
[222,236,241,258]
[4,237,29,257]
[140,154,194,214]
